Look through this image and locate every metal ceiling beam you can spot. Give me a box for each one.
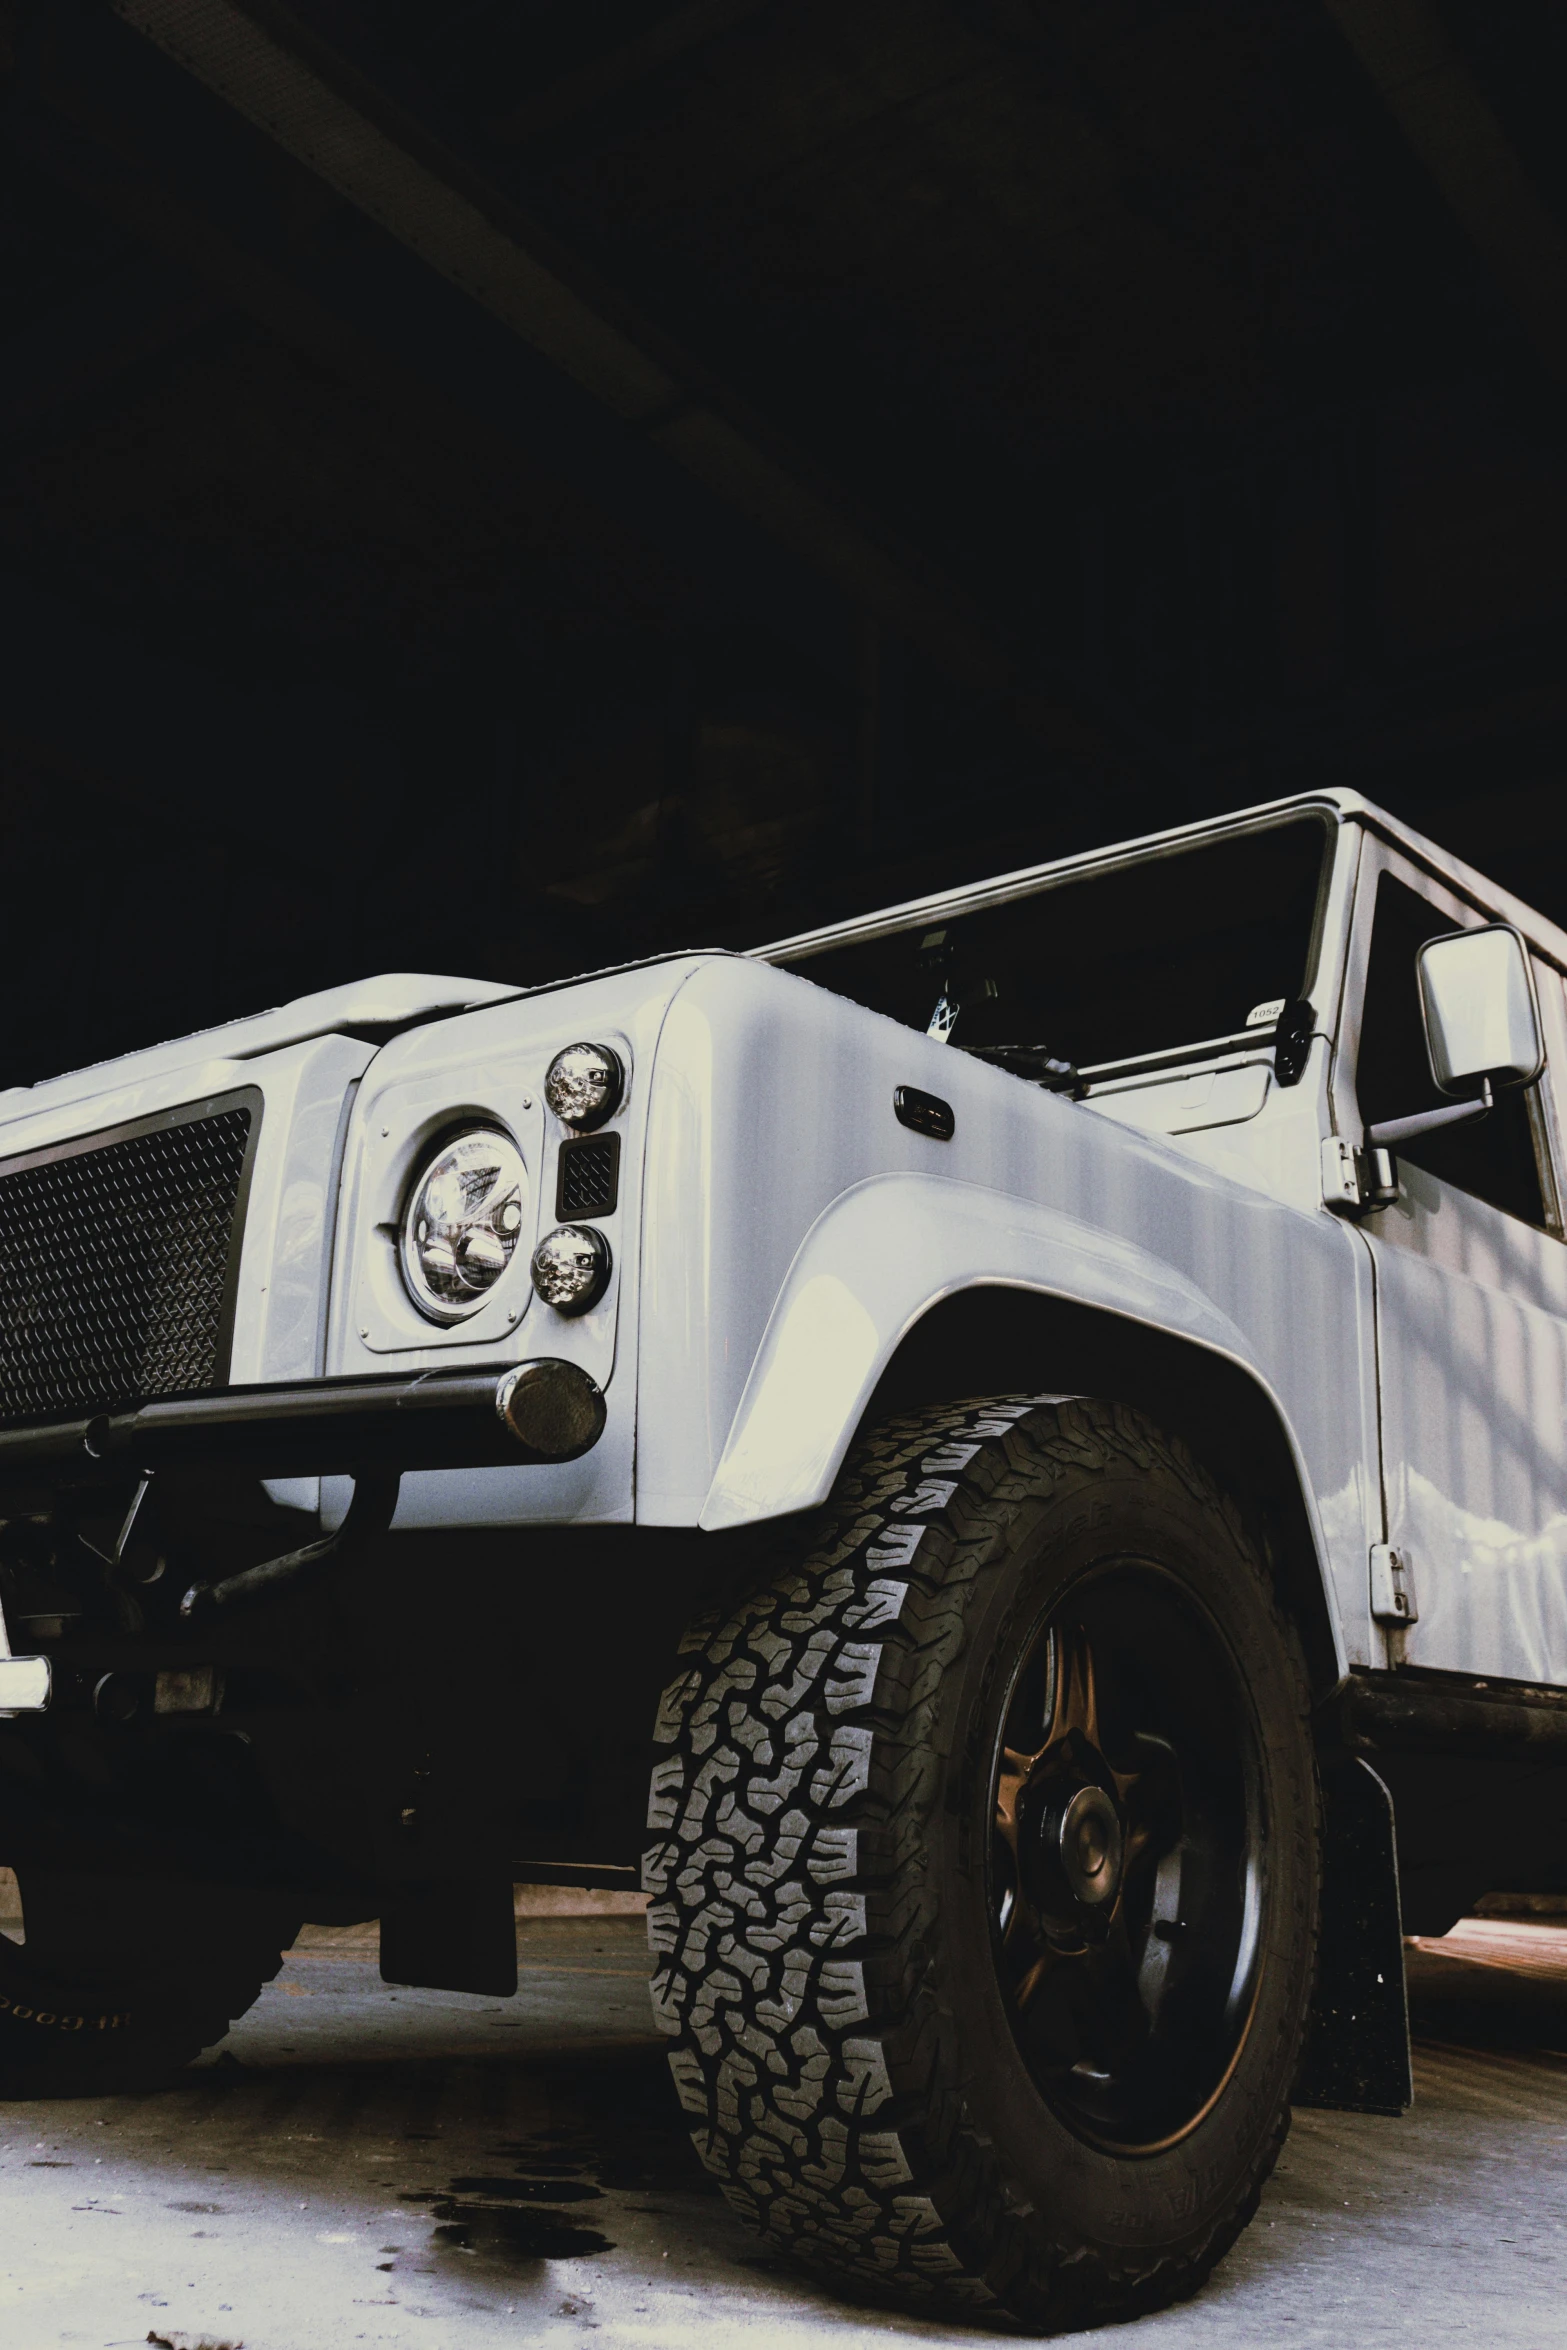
[1323,0,1567,389]
[101,0,1157,805]
[15,99,723,672]
[25,0,861,644]
[490,0,774,148]
[109,0,1022,698]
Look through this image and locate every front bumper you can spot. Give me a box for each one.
[0,1358,607,1713]
[0,1357,607,1482]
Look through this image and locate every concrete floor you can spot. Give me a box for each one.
[0,1912,1564,2350]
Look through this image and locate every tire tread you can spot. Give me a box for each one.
[645,1395,1316,2326]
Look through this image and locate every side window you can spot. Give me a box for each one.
[1355,872,1550,1228]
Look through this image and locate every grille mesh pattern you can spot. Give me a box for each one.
[0,1107,252,1420]
[556,1133,620,1221]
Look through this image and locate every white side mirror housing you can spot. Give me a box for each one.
[1418,924,1543,1096]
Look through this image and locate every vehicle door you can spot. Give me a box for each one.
[1339,837,1567,1682]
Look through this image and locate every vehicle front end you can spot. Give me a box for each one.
[0,959,722,1923]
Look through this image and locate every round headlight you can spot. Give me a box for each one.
[544,1042,623,1130]
[531,1223,612,1316]
[400,1129,528,1323]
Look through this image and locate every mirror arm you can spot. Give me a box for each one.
[1366,1078,1493,1153]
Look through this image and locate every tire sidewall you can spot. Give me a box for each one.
[0,1875,294,2092]
[0,1943,140,2082]
[918,1434,1318,2265]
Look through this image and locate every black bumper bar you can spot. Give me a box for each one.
[0,1359,607,1483]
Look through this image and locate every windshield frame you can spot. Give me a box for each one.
[755,803,1342,1089]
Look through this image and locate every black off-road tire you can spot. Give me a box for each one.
[643,1396,1320,2329]
[0,1872,298,2094]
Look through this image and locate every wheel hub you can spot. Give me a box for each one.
[1016,1758,1125,1932]
[990,1571,1266,2153]
[1055,1783,1123,1908]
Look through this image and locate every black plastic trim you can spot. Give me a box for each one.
[1293,1756,1411,2115]
[0,1087,264,1398]
[1340,1665,1567,1758]
[895,1085,955,1141]
[556,1130,621,1220]
[0,1363,603,1482]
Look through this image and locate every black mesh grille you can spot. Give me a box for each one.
[556,1133,620,1220]
[0,1106,253,1421]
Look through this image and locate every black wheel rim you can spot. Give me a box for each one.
[988,1558,1265,2153]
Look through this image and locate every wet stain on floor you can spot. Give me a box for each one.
[400,2140,622,2266]
[376,2048,712,2277]
[6,1917,1567,2344]
[400,2184,615,2262]
[445,2173,604,2202]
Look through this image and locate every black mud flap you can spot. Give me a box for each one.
[1293,1754,1412,2116]
[380,1876,518,1997]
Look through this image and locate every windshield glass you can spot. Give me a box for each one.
[772,816,1332,1077]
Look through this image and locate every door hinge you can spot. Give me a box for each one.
[1370,1542,1419,1626]
[1323,1136,1398,1216]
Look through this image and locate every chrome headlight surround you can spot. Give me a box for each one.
[399,1127,529,1325]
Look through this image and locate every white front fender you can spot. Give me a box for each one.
[699,1171,1268,1531]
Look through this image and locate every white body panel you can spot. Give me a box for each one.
[0,974,514,1130]
[4,787,1566,1697]
[1331,836,1567,1684]
[635,957,1374,1668]
[319,961,706,1530]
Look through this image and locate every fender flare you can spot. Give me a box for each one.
[699,1175,1335,1614]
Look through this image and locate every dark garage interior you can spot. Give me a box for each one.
[4,0,1567,1088]
[8,11,1567,2343]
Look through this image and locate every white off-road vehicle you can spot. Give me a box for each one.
[0,790,1559,2324]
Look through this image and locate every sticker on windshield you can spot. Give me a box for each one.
[1246,998,1286,1027]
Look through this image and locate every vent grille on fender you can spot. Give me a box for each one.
[556,1132,620,1221]
[0,1100,256,1421]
